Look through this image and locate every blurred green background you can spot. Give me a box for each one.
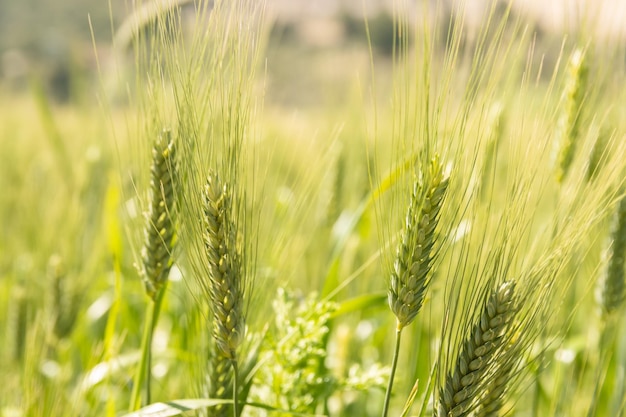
[2,0,624,106]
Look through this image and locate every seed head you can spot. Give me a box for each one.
[140,130,177,300]
[596,195,626,318]
[203,171,244,360]
[555,48,588,183]
[438,281,517,417]
[389,155,450,329]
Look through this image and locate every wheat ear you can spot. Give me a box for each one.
[474,354,515,417]
[48,254,78,339]
[555,48,588,183]
[438,281,517,417]
[129,130,178,410]
[389,155,450,329]
[203,171,244,416]
[586,127,608,182]
[596,195,626,318]
[383,155,449,417]
[140,130,177,300]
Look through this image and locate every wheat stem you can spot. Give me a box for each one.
[586,320,615,417]
[14,285,27,362]
[382,327,403,417]
[129,302,151,410]
[129,285,166,410]
[232,359,240,417]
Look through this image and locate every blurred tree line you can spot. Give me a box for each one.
[0,0,125,101]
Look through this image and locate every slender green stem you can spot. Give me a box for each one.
[129,286,167,411]
[532,345,542,416]
[588,320,617,417]
[145,313,154,404]
[532,301,550,417]
[382,325,403,417]
[129,302,153,411]
[614,319,626,417]
[148,287,166,402]
[232,358,239,417]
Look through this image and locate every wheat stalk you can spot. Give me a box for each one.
[203,170,245,416]
[203,170,244,359]
[438,281,517,417]
[140,130,177,300]
[12,284,28,362]
[596,195,626,318]
[555,48,588,183]
[389,155,450,329]
[130,130,178,410]
[383,155,450,417]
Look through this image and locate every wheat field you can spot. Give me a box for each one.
[1,1,626,416]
